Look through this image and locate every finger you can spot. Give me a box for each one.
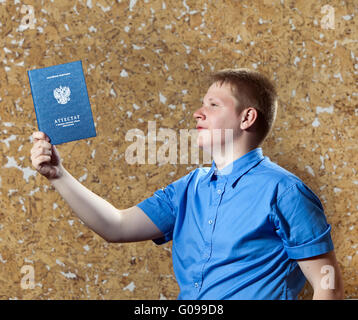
[31,146,51,157]
[52,144,60,157]
[32,151,50,163]
[34,155,52,167]
[32,131,48,140]
[31,147,52,159]
[31,145,48,158]
[33,140,52,151]
[31,143,46,155]
[32,132,50,143]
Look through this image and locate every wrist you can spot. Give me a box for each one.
[48,163,67,183]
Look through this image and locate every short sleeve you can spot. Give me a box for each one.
[137,184,177,245]
[137,170,196,245]
[271,182,334,260]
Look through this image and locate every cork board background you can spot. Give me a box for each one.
[0,0,357,299]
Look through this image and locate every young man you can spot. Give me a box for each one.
[30,68,344,300]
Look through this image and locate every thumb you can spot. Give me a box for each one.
[51,145,61,164]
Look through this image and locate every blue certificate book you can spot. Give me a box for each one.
[27,60,96,145]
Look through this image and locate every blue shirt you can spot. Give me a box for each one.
[137,148,334,300]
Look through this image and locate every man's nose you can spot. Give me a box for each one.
[193,106,206,120]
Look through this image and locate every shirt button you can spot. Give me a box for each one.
[194,282,199,288]
[208,219,213,225]
[217,189,222,194]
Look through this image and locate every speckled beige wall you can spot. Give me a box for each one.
[0,0,357,300]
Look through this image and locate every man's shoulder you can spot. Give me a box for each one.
[169,166,209,187]
[258,157,300,180]
[254,157,308,194]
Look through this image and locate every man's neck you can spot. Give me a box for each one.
[212,143,259,171]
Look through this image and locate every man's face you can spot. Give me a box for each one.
[193,81,242,150]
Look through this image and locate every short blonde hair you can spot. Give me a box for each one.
[207,68,278,144]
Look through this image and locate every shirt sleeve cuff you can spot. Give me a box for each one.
[152,233,172,245]
[284,224,334,260]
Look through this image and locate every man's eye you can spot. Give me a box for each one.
[210,103,219,107]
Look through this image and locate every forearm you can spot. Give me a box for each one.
[298,251,344,300]
[312,273,344,300]
[49,165,121,242]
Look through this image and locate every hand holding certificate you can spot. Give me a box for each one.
[30,131,64,180]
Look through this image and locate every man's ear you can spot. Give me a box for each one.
[240,107,258,130]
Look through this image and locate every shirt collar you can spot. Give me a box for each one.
[204,148,265,187]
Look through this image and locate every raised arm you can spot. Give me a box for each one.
[31,131,163,243]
